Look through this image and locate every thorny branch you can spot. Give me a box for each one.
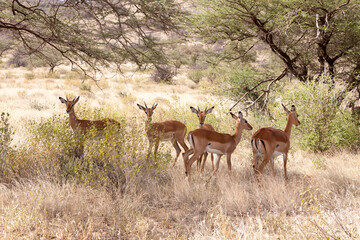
[1,0,183,80]
[229,68,288,112]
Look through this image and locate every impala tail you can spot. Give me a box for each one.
[251,137,266,168]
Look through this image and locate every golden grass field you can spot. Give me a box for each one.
[0,64,359,239]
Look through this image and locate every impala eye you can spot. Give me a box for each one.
[245,120,248,123]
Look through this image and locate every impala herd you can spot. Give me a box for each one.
[60,96,301,181]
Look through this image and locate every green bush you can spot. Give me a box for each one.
[0,112,12,152]
[273,79,360,152]
[0,112,14,181]
[224,65,269,100]
[187,69,205,84]
[21,106,175,188]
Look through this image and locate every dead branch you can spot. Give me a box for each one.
[229,68,288,112]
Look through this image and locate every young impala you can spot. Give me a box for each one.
[183,111,252,182]
[59,96,121,156]
[190,106,215,172]
[137,102,189,165]
[251,104,300,179]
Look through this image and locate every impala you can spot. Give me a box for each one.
[251,104,300,179]
[183,111,252,182]
[190,106,215,172]
[59,96,121,156]
[137,102,189,164]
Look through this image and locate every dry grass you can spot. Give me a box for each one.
[0,64,359,239]
[0,152,359,239]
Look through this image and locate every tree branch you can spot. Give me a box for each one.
[229,68,288,111]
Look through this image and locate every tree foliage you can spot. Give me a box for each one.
[190,0,360,103]
[0,0,183,77]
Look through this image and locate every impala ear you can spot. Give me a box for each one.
[190,106,198,114]
[291,104,296,112]
[59,97,67,104]
[282,103,290,113]
[137,103,146,111]
[72,96,80,105]
[205,106,214,115]
[229,112,237,120]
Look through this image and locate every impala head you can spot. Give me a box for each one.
[190,106,214,127]
[282,103,300,126]
[229,111,253,130]
[59,96,80,114]
[137,102,158,121]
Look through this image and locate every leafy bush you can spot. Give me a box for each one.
[0,112,12,152]
[19,105,175,190]
[0,112,18,182]
[272,79,360,152]
[151,64,175,83]
[24,72,35,80]
[227,66,259,94]
[187,69,205,84]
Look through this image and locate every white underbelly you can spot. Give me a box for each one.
[161,137,173,142]
[272,151,283,158]
[205,145,224,155]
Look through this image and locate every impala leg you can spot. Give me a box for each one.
[252,148,259,174]
[270,157,275,175]
[185,152,202,181]
[176,133,189,152]
[197,154,202,172]
[75,143,84,158]
[206,154,222,184]
[171,140,181,167]
[200,152,208,172]
[226,154,232,171]
[183,148,194,171]
[153,140,160,163]
[255,151,272,175]
[211,153,214,171]
[146,139,153,161]
[283,153,288,180]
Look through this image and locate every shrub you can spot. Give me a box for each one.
[187,69,205,84]
[227,66,260,92]
[79,84,91,92]
[151,64,175,83]
[273,79,360,152]
[21,106,173,189]
[0,112,15,181]
[0,112,12,152]
[24,72,35,80]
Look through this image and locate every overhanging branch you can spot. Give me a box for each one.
[229,68,288,112]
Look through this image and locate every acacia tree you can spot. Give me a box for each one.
[0,0,182,78]
[190,0,360,108]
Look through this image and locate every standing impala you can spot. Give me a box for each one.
[251,104,300,179]
[137,102,189,164]
[183,111,252,182]
[59,96,121,135]
[59,96,121,156]
[190,106,215,172]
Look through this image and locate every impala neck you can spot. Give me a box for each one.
[145,117,152,129]
[284,114,293,137]
[233,120,243,145]
[68,108,79,130]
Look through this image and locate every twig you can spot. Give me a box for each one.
[229,68,288,111]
